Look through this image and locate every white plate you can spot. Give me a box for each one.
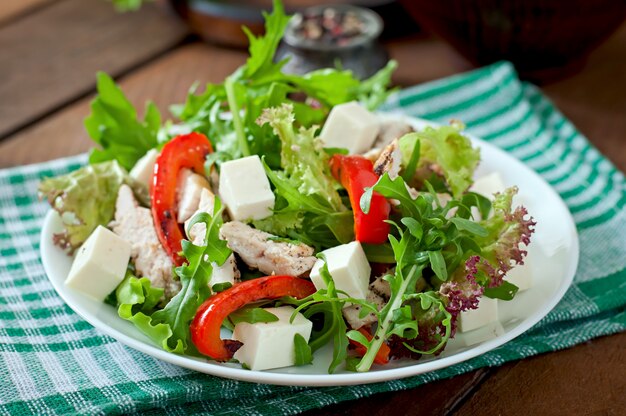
[40,115,579,387]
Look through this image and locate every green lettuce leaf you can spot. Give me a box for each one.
[258,103,343,211]
[85,72,160,170]
[38,160,148,253]
[116,272,181,353]
[399,123,480,198]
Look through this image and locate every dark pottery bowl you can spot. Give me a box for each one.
[398,0,626,82]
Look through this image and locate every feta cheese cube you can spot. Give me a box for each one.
[310,241,371,300]
[470,172,505,199]
[129,149,158,188]
[320,102,380,154]
[233,306,313,371]
[458,296,498,333]
[176,169,211,223]
[219,155,275,221]
[65,225,131,301]
[456,322,505,347]
[506,261,533,292]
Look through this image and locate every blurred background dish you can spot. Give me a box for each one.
[275,4,388,79]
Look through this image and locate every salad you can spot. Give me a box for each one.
[39,1,535,373]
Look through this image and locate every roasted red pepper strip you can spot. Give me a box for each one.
[330,154,390,244]
[151,132,213,266]
[350,328,390,365]
[190,275,316,361]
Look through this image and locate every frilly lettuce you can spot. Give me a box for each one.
[38,160,148,253]
[399,122,480,198]
[473,187,535,296]
[115,272,181,353]
[257,103,343,212]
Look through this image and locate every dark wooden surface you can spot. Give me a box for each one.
[1,1,624,414]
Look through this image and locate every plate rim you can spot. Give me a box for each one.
[39,114,579,386]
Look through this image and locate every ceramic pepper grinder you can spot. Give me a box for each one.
[276,4,388,80]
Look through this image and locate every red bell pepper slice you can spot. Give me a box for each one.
[349,328,390,365]
[330,154,390,244]
[190,275,316,361]
[151,132,213,266]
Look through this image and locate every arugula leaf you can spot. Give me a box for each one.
[85,72,160,170]
[242,0,290,81]
[229,307,279,326]
[484,280,519,300]
[149,198,232,353]
[293,333,313,366]
[38,160,148,253]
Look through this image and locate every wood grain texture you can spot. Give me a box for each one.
[0,0,189,139]
[0,0,53,23]
[456,332,626,416]
[0,43,246,167]
[302,369,491,416]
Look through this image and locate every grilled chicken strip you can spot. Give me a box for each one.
[343,275,391,330]
[373,139,401,179]
[219,221,316,277]
[110,185,180,298]
[363,121,413,162]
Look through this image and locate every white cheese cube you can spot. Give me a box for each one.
[129,149,158,188]
[309,241,371,300]
[506,261,533,292]
[470,172,506,199]
[210,254,238,288]
[458,296,498,333]
[320,102,380,154]
[456,322,505,347]
[233,306,313,371]
[65,226,131,301]
[176,169,211,223]
[219,155,275,221]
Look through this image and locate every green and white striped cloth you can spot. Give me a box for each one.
[1,62,624,415]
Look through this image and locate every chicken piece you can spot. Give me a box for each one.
[373,139,401,179]
[362,121,413,162]
[110,185,179,298]
[176,169,211,223]
[376,121,413,148]
[185,188,241,286]
[219,221,316,277]
[342,275,391,330]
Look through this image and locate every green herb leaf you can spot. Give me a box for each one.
[450,217,489,237]
[229,307,279,326]
[428,250,448,281]
[484,280,519,300]
[293,333,313,366]
[85,72,160,170]
[149,198,231,353]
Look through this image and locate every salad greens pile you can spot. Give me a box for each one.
[40,0,536,373]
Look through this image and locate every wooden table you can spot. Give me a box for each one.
[1,1,624,414]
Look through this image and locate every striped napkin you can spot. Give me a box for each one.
[1,62,624,415]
